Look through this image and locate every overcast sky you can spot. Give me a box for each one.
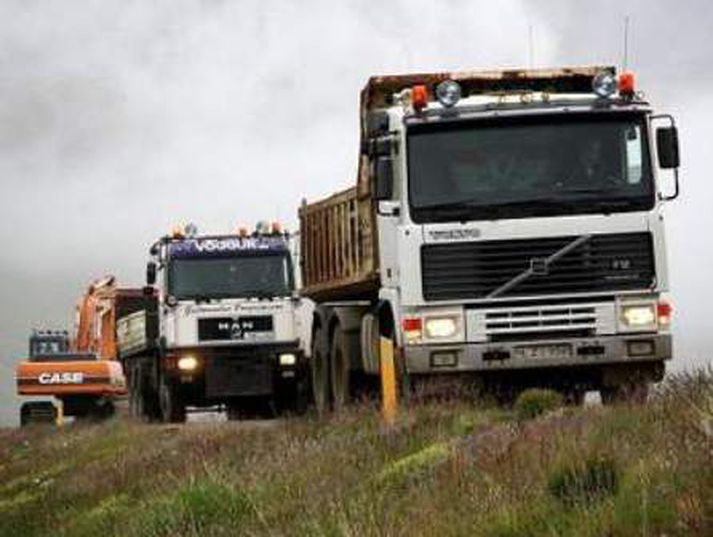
[1,0,710,426]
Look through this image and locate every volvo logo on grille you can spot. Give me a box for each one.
[530,257,549,275]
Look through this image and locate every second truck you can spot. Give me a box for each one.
[118,224,310,422]
[300,66,679,410]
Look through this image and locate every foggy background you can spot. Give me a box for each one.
[1,0,710,426]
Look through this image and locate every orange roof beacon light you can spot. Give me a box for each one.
[237,225,249,238]
[271,221,283,235]
[618,71,636,97]
[411,84,429,111]
[171,225,185,239]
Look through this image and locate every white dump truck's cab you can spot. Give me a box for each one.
[121,224,309,422]
[371,68,678,401]
[303,67,680,409]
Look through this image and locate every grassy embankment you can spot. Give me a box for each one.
[0,372,712,536]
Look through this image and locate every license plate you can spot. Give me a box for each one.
[513,344,573,360]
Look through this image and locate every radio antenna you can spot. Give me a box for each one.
[622,15,630,71]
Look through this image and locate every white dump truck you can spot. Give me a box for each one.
[299,66,679,409]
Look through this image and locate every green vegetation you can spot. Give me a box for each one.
[1,371,712,536]
[514,388,564,421]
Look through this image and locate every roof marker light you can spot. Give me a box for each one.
[592,71,617,98]
[411,85,428,111]
[171,225,185,239]
[618,71,636,96]
[435,80,461,108]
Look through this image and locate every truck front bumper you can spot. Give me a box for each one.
[167,343,304,399]
[403,333,671,374]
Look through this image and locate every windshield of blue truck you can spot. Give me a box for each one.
[408,113,654,223]
[168,254,293,299]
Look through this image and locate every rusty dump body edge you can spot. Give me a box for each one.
[299,66,615,301]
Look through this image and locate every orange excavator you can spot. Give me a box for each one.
[15,276,150,426]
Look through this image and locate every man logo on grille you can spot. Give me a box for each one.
[230,322,243,339]
[530,257,549,275]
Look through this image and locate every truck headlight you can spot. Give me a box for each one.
[424,316,459,339]
[279,353,296,366]
[620,304,656,330]
[177,355,199,371]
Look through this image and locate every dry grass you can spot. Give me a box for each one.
[1,370,712,536]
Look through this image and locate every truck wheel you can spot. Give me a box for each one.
[128,368,145,420]
[311,326,330,415]
[330,324,351,411]
[20,402,56,427]
[159,377,186,423]
[601,382,649,405]
[92,400,115,420]
[129,385,143,419]
[562,387,586,406]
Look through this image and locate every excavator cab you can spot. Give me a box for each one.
[29,330,70,360]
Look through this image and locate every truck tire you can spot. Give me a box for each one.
[91,399,115,421]
[330,324,351,411]
[159,377,186,423]
[311,325,330,415]
[20,402,56,427]
[128,366,145,420]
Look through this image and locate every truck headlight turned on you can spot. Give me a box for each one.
[299,66,679,409]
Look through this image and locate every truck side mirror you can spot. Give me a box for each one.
[146,261,157,286]
[374,157,394,200]
[656,126,680,169]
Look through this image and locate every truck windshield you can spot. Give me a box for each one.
[408,113,654,223]
[168,254,293,300]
